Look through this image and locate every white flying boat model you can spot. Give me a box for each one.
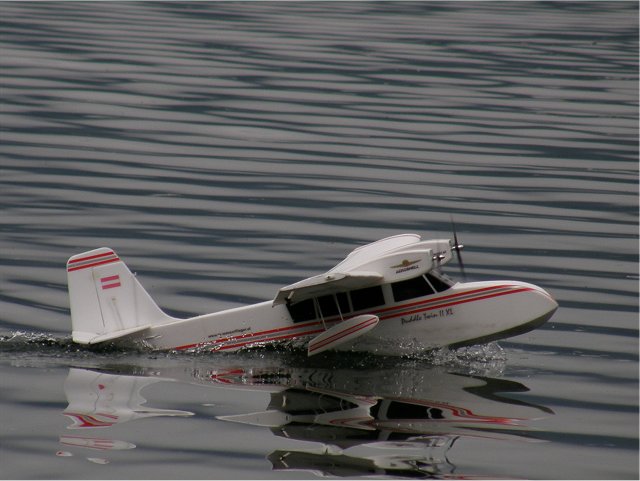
[66,233,558,356]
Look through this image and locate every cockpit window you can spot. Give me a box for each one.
[317,294,340,318]
[288,298,316,323]
[287,283,397,323]
[392,276,434,302]
[336,292,350,315]
[350,285,385,312]
[289,292,353,323]
[425,272,452,293]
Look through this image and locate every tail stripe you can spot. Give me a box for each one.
[100,275,121,290]
[67,252,120,272]
[67,247,174,344]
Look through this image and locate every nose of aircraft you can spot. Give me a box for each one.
[514,281,559,328]
[533,284,558,311]
[447,279,558,349]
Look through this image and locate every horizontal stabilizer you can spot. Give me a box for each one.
[72,324,152,345]
[217,410,291,427]
[308,314,379,356]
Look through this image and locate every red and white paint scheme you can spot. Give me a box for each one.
[66,234,558,356]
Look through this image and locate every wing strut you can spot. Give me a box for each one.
[313,297,327,331]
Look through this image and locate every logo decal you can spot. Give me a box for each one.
[391,259,421,273]
[100,275,121,290]
[391,259,420,269]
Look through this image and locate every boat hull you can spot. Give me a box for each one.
[336,281,558,355]
[129,280,557,356]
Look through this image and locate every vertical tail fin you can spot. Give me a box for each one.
[66,248,176,345]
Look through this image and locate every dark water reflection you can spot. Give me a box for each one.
[3,346,558,479]
[1,1,638,479]
[0,334,636,479]
[69,364,552,478]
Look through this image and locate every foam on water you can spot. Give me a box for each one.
[0,328,507,378]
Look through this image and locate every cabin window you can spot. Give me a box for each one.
[317,294,340,318]
[279,389,359,415]
[287,298,316,323]
[425,272,452,293]
[350,285,385,312]
[385,401,444,420]
[336,292,350,315]
[391,275,435,302]
[317,293,351,319]
[287,288,378,323]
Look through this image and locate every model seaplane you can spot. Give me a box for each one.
[66,233,558,356]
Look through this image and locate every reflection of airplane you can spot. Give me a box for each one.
[268,444,456,479]
[66,233,557,356]
[209,366,552,478]
[211,366,551,477]
[57,362,552,477]
[63,368,193,428]
[57,369,193,464]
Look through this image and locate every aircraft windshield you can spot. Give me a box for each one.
[427,271,454,291]
[391,272,453,303]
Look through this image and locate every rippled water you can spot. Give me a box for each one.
[1,2,638,479]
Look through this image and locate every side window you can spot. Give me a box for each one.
[425,273,451,293]
[336,292,350,315]
[317,294,340,318]
[350,285,385,312]
[287,298,316,323]
[385,401,444,420]
[391,276,434,302]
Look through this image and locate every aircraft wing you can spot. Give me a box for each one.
[273,234,451,307]
[272,271,382,306]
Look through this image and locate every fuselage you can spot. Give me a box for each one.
[134,273,558,355]
[66,234,558,355]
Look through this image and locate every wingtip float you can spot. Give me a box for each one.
[66,233,558,356]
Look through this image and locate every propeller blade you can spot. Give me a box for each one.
[450,217,467,282]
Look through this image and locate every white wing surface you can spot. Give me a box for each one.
[273,271,382,306]
[273,234,454,306]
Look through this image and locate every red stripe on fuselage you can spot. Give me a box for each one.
[172,284,530,352]
[201,318,324,346]
[374,284,515,316]
[378,286,532,321]
[175,326,326,352]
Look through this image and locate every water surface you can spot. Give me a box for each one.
[0,2,638,479]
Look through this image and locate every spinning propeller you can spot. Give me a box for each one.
[450,217,467,282]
